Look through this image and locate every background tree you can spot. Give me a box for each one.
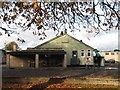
[4,41,21,51]
[0,1,119,41]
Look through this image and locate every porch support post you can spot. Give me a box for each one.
[35,54,39,68]
[63,53,67,68]
[6,54,10,68]
[101,57,105,66]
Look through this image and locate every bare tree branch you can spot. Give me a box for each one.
[0,1,119,38]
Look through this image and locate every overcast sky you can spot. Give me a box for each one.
[0,25,118,51]
[0,1,119,51]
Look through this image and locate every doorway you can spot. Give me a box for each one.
[71,51,78,65]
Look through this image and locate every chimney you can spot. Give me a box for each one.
[13,44,17,51]
[80,40,82,42]
[11,42,17,51]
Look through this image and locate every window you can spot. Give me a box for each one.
[73,51,77,56]
[105,53,109,55]
[111,53,114,55]
[88,50,91,56]
[81,50,84,56]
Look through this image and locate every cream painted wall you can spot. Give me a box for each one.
[99,51,119,62]
[8,55,35,68]
[36,34,94,65]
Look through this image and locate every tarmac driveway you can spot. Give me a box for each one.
[2,66,119,79]
[2,63,119,89]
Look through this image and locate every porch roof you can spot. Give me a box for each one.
[7,49,66,56]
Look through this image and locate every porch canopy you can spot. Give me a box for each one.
[7,49,67,68]
[7,49,66,56]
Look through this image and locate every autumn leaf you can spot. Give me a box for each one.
[37,25,43,30]
[11,15,16,20]
[22,14,25,17]
[13,8,17,12]
[19,8,23,13]
[27,23,31,27]
[23,5,30,9]
[8,34,10,37]
[0,2,2,8]
[3,16,7,21]
[16,2,23,8]
[44,12,46,18]
[103,23,107,26]
[9,9,12,12]
[39,12,43,17]
[33,2,38,9]
[23,2,27,6]
[37,18,42,24]
[86,8,95,14]
[8,21,11,24]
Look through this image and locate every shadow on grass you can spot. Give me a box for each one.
[27,77,66,90]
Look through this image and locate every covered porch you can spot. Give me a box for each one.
[7,49,67,68]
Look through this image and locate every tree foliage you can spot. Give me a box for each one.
[4,41,20,51]
[0,1,119,39]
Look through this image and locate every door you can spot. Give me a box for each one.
[71,51,78,65]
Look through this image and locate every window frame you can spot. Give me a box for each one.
[81,50,85,57]
[111,52,114,55]
[87,50,91,57]
[105,52,109,55]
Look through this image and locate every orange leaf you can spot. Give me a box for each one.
[33,2,38,9]
[37,19,42,24]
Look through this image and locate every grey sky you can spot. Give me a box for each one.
[0,12,118,51]
[0,1,118,51]
[0,26,118,51]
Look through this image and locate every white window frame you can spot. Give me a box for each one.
[81,50,85,57]
[87,50,91,57]
[105,52,109,55]
[111,52,114,55]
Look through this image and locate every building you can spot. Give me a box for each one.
[99,50,120,62]
[0,49,6,64]
[7,33,99,68]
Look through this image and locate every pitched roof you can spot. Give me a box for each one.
[66,34,94,49]
[35,33,94,49]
